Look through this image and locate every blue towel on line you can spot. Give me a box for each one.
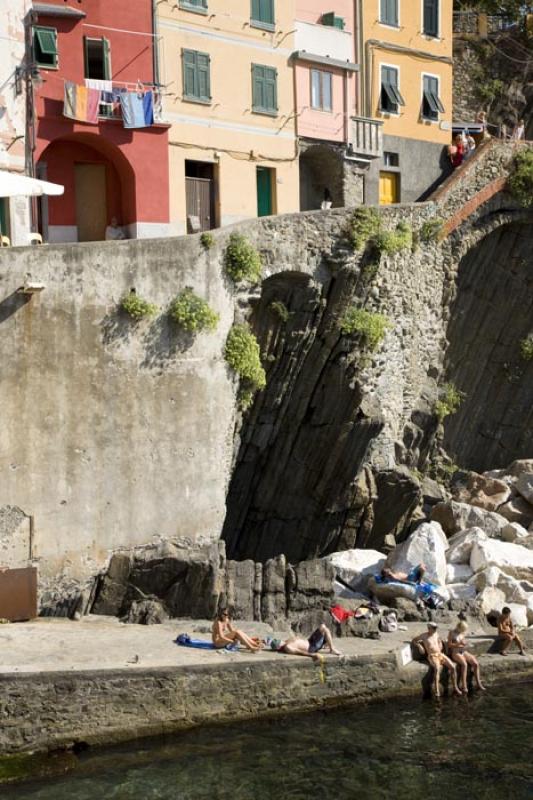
[175,633,238,651]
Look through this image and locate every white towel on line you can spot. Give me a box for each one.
[85,78,113,92]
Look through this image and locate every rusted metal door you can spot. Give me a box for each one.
[0,567,38,622]
[186,176,213,232]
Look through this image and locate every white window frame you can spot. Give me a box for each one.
[310,69,333,112]
[379,0,400,29]
[420,0,441,39]
[420,71,442,123]
[379,61,402,117]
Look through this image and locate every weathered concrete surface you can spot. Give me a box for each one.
[1,616,532,756]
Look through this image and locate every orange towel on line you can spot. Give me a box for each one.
[63,81,101,124]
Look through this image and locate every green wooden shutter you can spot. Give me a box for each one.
[424,0,439,36]
[183,50,197,98]
[35,28,57,55]
[264,67,277,111]
[103,38,111,80]
[197,52,210,100]
[252,0,274,26]
[252,64,264,109]
[251,0,261,20]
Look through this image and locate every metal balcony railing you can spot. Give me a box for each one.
[349,116,383,160]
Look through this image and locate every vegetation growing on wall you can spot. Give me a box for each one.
[373,221,413,255]
[508,149,533,207]
[435,382,466,422]
[120,291,158,320]
[269,300,290,322]
[519,333,533,360]
[420,217,445,243]
[224,233,263,283]
[169,288,219,333]
[347,208,380,251]
[339,307,392,351]
[200,232,215,250]
[225,324,266,408]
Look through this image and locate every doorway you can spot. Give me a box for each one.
[379,171,400,205]
[75,163,107,241]
[256,167,275,217]
[185,160,216,232]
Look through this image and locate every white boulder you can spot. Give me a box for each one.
[506,603,529,629]
[470,539,533,581]
[498,496,533,528]
[328,549,386,592]
[431,501,507,538]
[451,471,511,511]
[527,596,533,626]
[476,586,506,615]
[384,521,448,586]
[446,527,487,564]
[501,522,530,543]
[516,472,533,505]
[507,459,533,480]
[469,565,502,591]
[446,563,473,583]
[447,583,476,601]
[470,568,530,605]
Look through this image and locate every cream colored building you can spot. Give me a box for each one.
[158,0,299,234]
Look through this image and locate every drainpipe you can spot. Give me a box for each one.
[356,0,364,116]
[152,0,160,86]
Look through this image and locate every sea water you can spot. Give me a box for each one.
[2,681,532,800]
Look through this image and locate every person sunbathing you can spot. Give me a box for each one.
[412,622,462,698]
[447,620,486,692]
[270,623,343,660]
[498,607,526,656]
[212,608,261,652]
[381,563,426,583]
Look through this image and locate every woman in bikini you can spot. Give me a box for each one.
[447,620,486,692]
[212,608,262,652]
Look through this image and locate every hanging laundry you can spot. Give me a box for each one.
[153,90,164,123]
[143,90,154,125]
[85,78,113,103]
[63,81,101,124]
[119,90,154,129]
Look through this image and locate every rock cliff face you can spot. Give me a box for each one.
[443,222,533,470]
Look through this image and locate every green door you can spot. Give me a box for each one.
[256,167,273,217]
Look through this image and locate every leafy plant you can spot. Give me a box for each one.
[508,149,533,207]
[519,333,533,361]
[269,300,289,322]
[200,232,215,250]
[435,382,466,422]
[478,78,504,103]
[224,233,263,283]
[420,217,444,243]
[169,288,219,333]
[339,308,392,351]
[225,324,266,390]
[374,221,413,255]
[120,291,158,320]
[347,207,380,251]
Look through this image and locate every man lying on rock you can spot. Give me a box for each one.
[381,562,426,583]
[412,622,462,698]
[269,624,343,660]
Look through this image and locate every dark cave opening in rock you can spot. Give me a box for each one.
[443,221,533,472]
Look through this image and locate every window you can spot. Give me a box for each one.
[383,151,399,167]
[251,0,275,31]
[84,38,111,80]
[321,12,345,29]
[380,66,404,113]
[182,49,211,103]
[422,74,444,121]
[252,64,277,115]
[179,0,208,12]
[423,0,439,37]
[33,26,58,68]
[311,70,332,111]
[380,0,398,27]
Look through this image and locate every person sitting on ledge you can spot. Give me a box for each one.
[381,563,426,583]
[447,620,486,692]
[412,622,462,698]
[212,608,262,653]
[270,623,343,660]
[498,607,526,656]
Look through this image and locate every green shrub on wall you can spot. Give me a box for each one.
[508,149,533,207]
[200,232,215,250]
[420,217,444,243]
[169,288,219,333]
[339,308,392,351]
[435,382,465,422]
[225,324,266,392]
[269,300,290,322]
[224,233,263,283]
[347,208,380,251]
[519,333,533,361]
[120,291,158,320]
[374,221,413,255]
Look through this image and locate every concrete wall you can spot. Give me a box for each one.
[366,134,451,203]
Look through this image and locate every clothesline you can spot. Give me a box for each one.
[82,23,162,39]
[42,70,171,93]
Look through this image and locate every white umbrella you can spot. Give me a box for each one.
[0,169,64,198]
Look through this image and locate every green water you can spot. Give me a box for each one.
[2,683,533,800]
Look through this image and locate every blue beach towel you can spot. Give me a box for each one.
[175,633,238,651]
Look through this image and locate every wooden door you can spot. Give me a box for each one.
[75,164,107,241]
[379,171,399,205]
[256,167,273,217]
[186,176,213,232]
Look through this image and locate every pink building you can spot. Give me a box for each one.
[294,1,382,209]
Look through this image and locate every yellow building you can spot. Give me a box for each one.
[357,0,453,203]
[158,0,299,234]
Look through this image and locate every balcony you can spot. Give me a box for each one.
[294,20,353,63]
[348,116,383,160]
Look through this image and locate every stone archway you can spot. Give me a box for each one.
[299,144,345,211]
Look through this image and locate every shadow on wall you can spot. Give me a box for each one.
[443,221,533,470]
[0,291,31,323]
[100,308,195,370]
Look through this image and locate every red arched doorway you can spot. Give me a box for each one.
[37,133,135,242]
